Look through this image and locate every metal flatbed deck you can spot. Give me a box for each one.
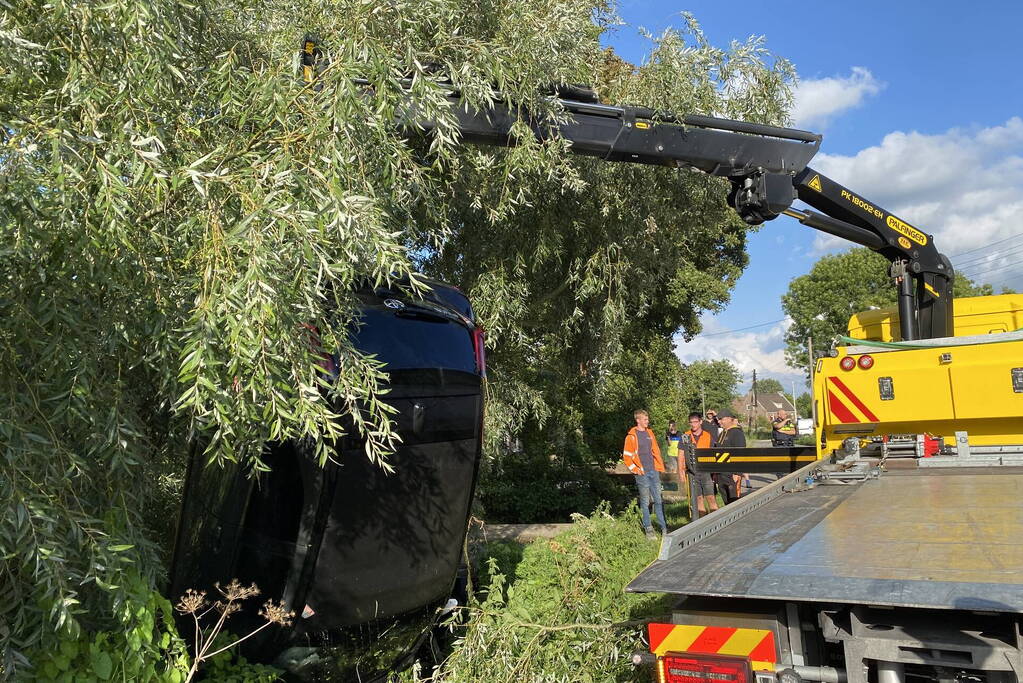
[627,467,1023,612]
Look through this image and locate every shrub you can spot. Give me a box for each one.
[426,504,674,682]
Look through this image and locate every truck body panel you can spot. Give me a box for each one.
[815,336,1023,453]
[629,467,1023,612]
[847,294,1023,342]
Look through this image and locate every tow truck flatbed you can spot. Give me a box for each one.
[627,465,1023,612]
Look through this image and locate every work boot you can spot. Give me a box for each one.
[644,527,657,541]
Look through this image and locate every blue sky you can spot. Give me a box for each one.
[603,1,1023,394]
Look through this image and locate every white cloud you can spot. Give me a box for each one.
[791,67,884,129]
[674,318,807,393]
[806,117,1023,289]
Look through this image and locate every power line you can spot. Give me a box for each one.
[692,318,787,338]
[960,260,1023,280]
[953,242,1023,269]
[983,271,1023,291]
[947,232,1023,259]
[959,252,1023,276]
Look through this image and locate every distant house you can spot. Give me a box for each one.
[731,391,796,421]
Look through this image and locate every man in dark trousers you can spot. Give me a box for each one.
[771,409,797,447]
[713,409,746,505]
[622,409,668,540]
[665,420,682,473]
[680,412,718,520]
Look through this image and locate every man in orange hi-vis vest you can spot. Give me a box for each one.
[623,409,667,540]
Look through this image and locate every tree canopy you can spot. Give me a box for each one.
[781,248,994,373]
[752,377,784,395]
[2,0,794,669]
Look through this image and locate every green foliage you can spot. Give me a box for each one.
[752,378,784,395]
[479,452,633,523]
[2,0,792,667]
[200,639,281,683]
[429,504,673,682]
[749,415,773,440]
[795,392,813,420]
[782,248,994,373]
[418,17,794,497]
[680,359,743,416]
[1,0,652,667]
[21,572,189,682]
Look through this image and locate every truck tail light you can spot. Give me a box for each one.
[472,327,486,377]
[857,354,874,369]
[839,356,856,371]
[659,653,752,683]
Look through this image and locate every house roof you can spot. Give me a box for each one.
[744,391,794,412]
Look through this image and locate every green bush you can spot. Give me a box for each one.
[20,572,189,682]
[479,456,633,523]
[425,504,675,682]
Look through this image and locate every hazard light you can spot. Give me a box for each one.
[659,653,752,683]
[839,356,856,371]
[857,354,874,370]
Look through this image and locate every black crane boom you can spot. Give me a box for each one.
[302,37,955,340]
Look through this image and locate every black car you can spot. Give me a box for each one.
[169,278,485,680]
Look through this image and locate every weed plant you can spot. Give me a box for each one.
[415,503,679,682]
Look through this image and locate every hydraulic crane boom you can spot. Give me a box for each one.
[301,38,955,340]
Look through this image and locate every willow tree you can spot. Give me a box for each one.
[418,26,794,492]
[1,0,792,671]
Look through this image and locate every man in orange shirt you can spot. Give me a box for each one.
[622,409,667,540]
[680,412,719,520]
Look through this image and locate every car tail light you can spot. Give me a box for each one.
[839,356,856,371]
[472,327,486,377]
[857,354,874,369]
[659,653,751,683]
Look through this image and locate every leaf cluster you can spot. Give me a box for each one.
[418,16,794,491]
[0,0,650,669]
[425,504,672,682]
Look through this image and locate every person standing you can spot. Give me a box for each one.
[713,409,746,505]
[680,412,718,520]
[622,409,668,540]
[771,409,797,447]
[665,420,682,473]
[703,409,721,442]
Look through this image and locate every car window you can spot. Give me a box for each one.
[351,307,476,373]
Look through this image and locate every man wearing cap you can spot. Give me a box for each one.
[713,409,746,505]
[622,409,668,540]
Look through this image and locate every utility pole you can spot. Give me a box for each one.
[750,369,758,434]
[791,379,798,421]
[807,336,816,423]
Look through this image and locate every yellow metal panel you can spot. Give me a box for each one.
[717,629,771,657]
[817,340,1023,455]
[949,363,1023,419]
[847,293,1023,342]
[651,625,706,655]
[827,366,954,423]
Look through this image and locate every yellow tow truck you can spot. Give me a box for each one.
[632,297,1023,683]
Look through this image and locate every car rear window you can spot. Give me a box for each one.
[351,307,476,373]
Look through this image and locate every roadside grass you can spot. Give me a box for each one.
[407,504,679,682]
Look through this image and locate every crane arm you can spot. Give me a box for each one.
[301,37,955,340]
